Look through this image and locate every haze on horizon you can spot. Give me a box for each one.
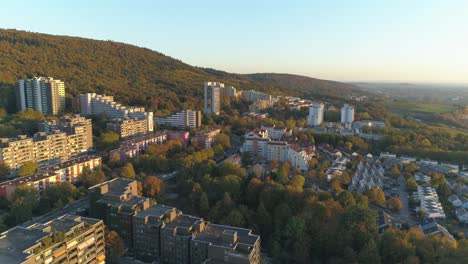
[2,0,468,84]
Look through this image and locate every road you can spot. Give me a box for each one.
[392,176,416,226]
[21,198,89,226]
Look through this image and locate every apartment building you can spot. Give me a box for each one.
[260,125,292,140]
[248,99,273,112]
[266,141,289,163]
[79,93,153,133]
[414,186,446,219]
[341,104,355,124]
[0,214,105,264]
[89,179,261,264]
[192,128,221,149]
[220,85,241,98]
[167,131,190,144]
[107,118,148,138]
[155,110,202,129]
[109,131,167,161]
[191,224,261,264]
[241,90,272,102]
[89,178,150,247]
[307,103,324,126]
[133,205,178,261]
[16,77,66,115]
[288,145,315,171]
[204,82,222,115]
[0,155,102,200]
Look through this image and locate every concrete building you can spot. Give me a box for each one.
[107,118,149,138]
[79,93,153,133]
[89,178,150,248]
[307,103,324,126]
[341,104,355,124]
[248,99,273,112]
[288,145,315,171]
[133,205,178,261]
[220,85,241,98]
[204,82,222,115]
[241,90,272,102]
[155,110,202,129]
[260,125,292,140]
[16,77,65,115]
[1,116,93,172]
[109,131,167,161]
[414,186,446,219]
[0,214,105,264]
[191,224,261,264]
[167,131,190,144]
[192,128,221,149]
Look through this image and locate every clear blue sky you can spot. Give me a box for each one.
[2,0,468,83]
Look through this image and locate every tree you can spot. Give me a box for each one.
[199,192,210,217]
[364,188,386,205]
[214,133,231,149]
[405,178,418,192]
[143,176,165,201]
[430,173,446,192]
[79,167,106,188]
[105,230,125,263]
[18,161,38,176]
[8,185,39,224]
[221,209,245,227]
[337,191,356,208]
[0,161,9,179]
[387,198,403,212]
[97,131,119,151]
[119,163,136,179]
[358,239,381,264]
[391,164,401,178]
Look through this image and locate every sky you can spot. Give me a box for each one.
[2,0,468,83]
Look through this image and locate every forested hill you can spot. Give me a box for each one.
[0,29,362,112]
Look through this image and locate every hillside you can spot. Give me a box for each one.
[245,73,362,99]
[0,29,362,112]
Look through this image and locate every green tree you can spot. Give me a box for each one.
[405,178,418,192]
[8,185,39,224]
[199,192,210,217]
[79,167,106,188]
[18,161,38,176]
[105,230,125,263]
[143,176,165,201]
[119,163,136,179]
[364,188,386,205]
[337,191,356,208]
[387,198,403,212]
[391,164,401,178]
[0,161,10,179]
[358,239,381,264]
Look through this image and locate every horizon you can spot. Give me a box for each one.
[2,0,468,84]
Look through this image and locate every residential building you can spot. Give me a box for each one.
[204,82,222,115]
[307,103,324,126]
[192,128,221,149]
[266,141,289,163]
[261,125,292,140]
[222,154,242,166]
[419,218,455,241]
[89,178,150,248]
[0,214,105,264]
[191,224,261,264]
[0,171,60,200]
[79,93,153,133]
[241,129,270,158]
[160,214,205,264]
[448,194,463,208]
[16,77,65,115]
[167,130,190,144]
[109,131,167,161]
[241,90,272,102]
[155,110,202,129]
[348,161,386,192]
[133,204,178,261]
[341,104,354,124]
[220,85,241,98]
[414,186,446,219]
[288,144,315,171]
[248,99,273,112]
[107,118,148,138]
[456,207,468,224]
[352,120,386,129]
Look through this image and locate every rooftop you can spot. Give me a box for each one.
[193,224,259,249]
[134,204,175,219]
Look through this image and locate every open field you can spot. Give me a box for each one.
[385,101,459,115]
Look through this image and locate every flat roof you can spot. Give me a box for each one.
[164,214,202,230]
[193,224,259,248]
[134,204,175,218]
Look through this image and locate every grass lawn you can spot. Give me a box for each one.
[385,101,458,115]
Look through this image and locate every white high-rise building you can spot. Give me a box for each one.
[204,82,222,115]
[307,103,324,126]
[341,104,355,124]
[16,77,65,115]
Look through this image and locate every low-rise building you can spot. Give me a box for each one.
[110,131,167,160]
[288,144,315,171]
[167,130,190,144]
[456,207,468,224]
[414,186,446,219]
[0,214,105,264]
[155,110,202,129]
[192,128,221,149]
[248,99,273,112]
[419,218,455,241]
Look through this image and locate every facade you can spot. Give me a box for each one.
[89,179,261,264]
[248,99,273,112]
[166,131,190,144]
[288,145,315,171]
[266,141,289,163]
[16,77,65,115]
[241,90,272,102]
[1,116,93,172]
[107,118,149,138]
[220,85,241,98]
[191,224,261,264]
[0,155,101,200]
[155,110,202,129]
[0,214,105,264]
[307,103,324,126]
[79,93,153,133]
[192,128,221,149]
[109,131,167,161]
[260,125,292,140]
[341,104,355,124]
[204,82,222,115]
